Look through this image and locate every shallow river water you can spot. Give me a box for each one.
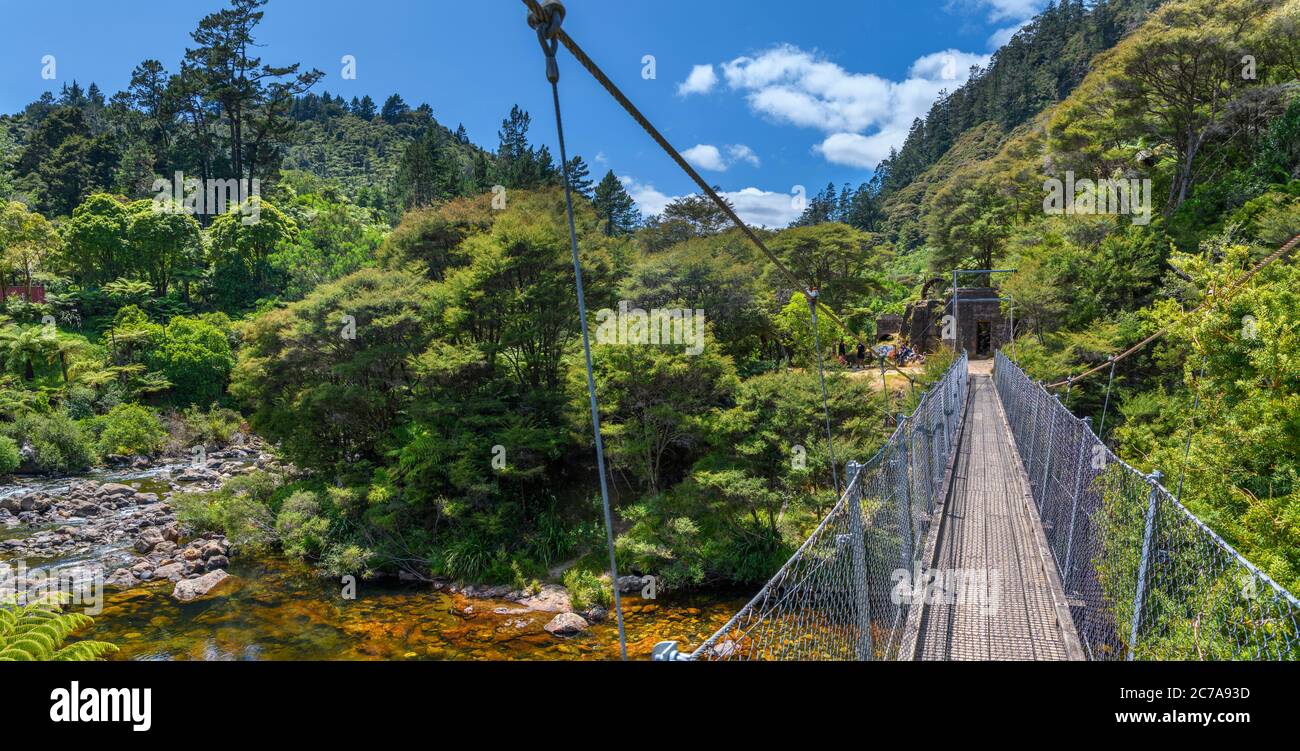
[4,466,746,661]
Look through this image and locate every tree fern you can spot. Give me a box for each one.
[0,600,118,662]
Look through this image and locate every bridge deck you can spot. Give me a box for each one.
[915,370,1081,661]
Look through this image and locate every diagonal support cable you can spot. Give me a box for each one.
[528,1,627,660]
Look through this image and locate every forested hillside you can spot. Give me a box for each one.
[2,0,1298,602]
[0,0,941,594]
[876,0,1300,589]
[793,0,1166,253]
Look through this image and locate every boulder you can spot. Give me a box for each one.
[71,501,99,517]
[175,467,219,483]
[172,570,231,603]
[133,527,165,553]
[104,568,137,590]
[98,483,137,499]
[200,541,227,560]
[616,575,648,594]
[517,583,572,613]
[543,612,589,636]
[153,562,187,582]
[204,555,230,572]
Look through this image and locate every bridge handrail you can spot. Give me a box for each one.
[676,351,970,660]
[993,351,1299,660]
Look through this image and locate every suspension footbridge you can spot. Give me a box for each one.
[513,0,1300,662]
[654,353,1300,661]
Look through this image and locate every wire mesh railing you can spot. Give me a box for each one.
[992,351,1300,661]
[666,352,969,661]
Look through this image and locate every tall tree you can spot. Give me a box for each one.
[184,0,322,195]
[564,156,594,199]
[592,170,639,236]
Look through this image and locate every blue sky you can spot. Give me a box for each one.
[0,0,1047,225]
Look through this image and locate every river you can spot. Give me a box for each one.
[2,464,746,661]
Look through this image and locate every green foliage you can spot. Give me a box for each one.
[145,315,235,407]
[91,403,166,456]
[0,600,117,662]
[773,292,844,367]
[169,404,244,451]
[231,266,433,471]
[0,435,19,475]
[4,411,94,473]
[172,471,282,551]
[208,200,299,310]
[562,568,611,610]
[275,490,331,559]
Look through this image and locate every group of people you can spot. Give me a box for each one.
[835,341,923,369]
[836,341,869,368]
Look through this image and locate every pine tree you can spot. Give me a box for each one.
[381,94,409,124]
[592,170,639,236]
[354,95,377,120]
[565,156,594,199]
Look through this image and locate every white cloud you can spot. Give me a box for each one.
[621,176,800,228]
[721,187,802,228]
[677,64,718,96]
[620,176,675,217]
[682,143,762,172]
[987,17,1033,48]
[726,144,761,168]
[957,0,1045,23]
[682,144,727,171]
[708,44,989,168]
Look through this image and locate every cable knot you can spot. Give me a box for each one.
[527,0,565,83]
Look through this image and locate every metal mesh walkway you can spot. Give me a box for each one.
[916,372,1080,660]
[659,350,1299,662]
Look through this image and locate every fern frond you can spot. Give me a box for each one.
[52,641,119,661]
[0,601,117,662]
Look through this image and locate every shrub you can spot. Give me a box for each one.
[319,542,376,579]
[94,404,166,457]
[0,436,19,475]
[167,404,245,452]
[275,490,331,559]
[145,315,236,407]
[11,412,94,473]
[172,470,282,551]
[563,568,612,610]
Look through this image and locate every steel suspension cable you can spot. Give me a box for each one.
[1096,356,1118,439]
[528,3,627,660]
[517,0,920,386]
[807,289,840,496]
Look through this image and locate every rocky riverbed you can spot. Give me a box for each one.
[1,444,749,660]
[0,441,278,604]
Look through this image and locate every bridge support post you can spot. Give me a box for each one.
[896,425,916,565]
[1062,416,1091,589]
[940,378,952,462]
[1037,396,1060,512]
[1025,386,1042,485]
[1127,470,1162,661]
[846,460,874,661]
